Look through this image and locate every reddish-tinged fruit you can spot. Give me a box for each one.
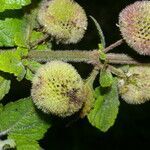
[119,1,150,55]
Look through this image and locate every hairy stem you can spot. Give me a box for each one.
[27,50,100,64]
[106,53,149,65]
[104,39,124,53]
[27,50,150,65]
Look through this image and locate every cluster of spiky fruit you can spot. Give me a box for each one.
[118,65,150,104]
[119,1,150,55]
[31,1,150,118]
[31,61,86,117]
[38,0,87,44]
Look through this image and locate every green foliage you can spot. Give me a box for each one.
[8,137,40,150]
[0,18,29,47]
[0,97,51,149]
[0,48,28,80]
[0,0,31,12]
[30,30,52,50]
[23,60,42,81]
[0,4,53,148]
[100,69,113,87]
[88,79,120,132]
[0,76,10,101]
[0,104,3,112]
[0,0,148,149]
[30,31,45,43]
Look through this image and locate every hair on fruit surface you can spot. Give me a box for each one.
[38,0,88,44]
[31,61,86,117]
[119,1,150,55]
[118,65,150,104]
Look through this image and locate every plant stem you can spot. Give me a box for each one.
[108,65,126,78]
[106,53,149,65]
[27,50,150,65]
[104,39,124,53]
[27,50,100,65]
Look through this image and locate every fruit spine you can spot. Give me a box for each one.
[31,61,86,117]
[119,1,150,55]
[118,65,150,104]
[38,0,88,44]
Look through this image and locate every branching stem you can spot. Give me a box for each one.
[27,50,150,65]
[0,40,149,65]
[104,39,124,53]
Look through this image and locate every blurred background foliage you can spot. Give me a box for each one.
[3,0,150,149]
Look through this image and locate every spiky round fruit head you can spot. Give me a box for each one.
[118,65,150,104]
[119,1,150,55]
[31,61,85,117]
[38,0,87,44]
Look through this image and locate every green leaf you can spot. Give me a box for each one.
[90,16,106,49]
[98,44,106,60]
[0,0,31,12]
[23,60,42,81]
[30,31,52,50]
[88,79,120,132]
[25,69,35,81]
[0,18,29,47]
[0,48,28,80]
[0,104,3,113]
[0,97,51,140]
[30,31,45,44]
[100,69,113,87]
[0,97,51,149]
[0,76,11,101]
[8,136,41,150]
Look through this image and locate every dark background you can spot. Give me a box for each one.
[3,0,150,150]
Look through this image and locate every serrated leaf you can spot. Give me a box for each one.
[0,76,11,101]
[30,31,52,50]
[100,69,113,87]
[0,0,31,12]
[30,31,45,43]
[0,97,51,141]
[17,47,28,57]
[88,79,120,132]
[0,104,3,113]
[0,18,29,47]
[8,136,41,150]
[23,60,42,81]
[25,69,35,81]
[0,48,28,80]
